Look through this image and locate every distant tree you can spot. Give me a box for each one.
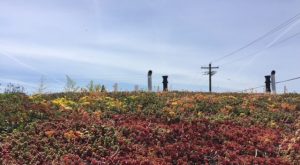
[86,80,102,92]
[95,84,101,92]
[37,76,47,94]
[101,85,106,92]
[86,80,94,92]
[4,83,25,94]
[64,75,79,92]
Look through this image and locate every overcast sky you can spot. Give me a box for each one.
[0,0,300,93]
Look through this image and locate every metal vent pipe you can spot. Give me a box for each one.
[271,70,276,94]
[265,75,271,93]
[162,75,168,92]
[148,70,152,92]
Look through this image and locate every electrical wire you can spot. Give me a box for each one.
[0,51,64,84]
[237,85,265,93]
[238,76,300,93]
[276,76,300,84]
[219,31,300,67]
[215,30,300,89]
[211,12,300,63]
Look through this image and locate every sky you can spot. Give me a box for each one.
[0,0,300,93]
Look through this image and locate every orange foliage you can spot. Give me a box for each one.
[64,130,83,141]
[45,130,56,138]
[281,103,296,111]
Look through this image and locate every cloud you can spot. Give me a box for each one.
[1,0,300,92]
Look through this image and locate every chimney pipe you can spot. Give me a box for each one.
[271,70,276,94]
[162,75,168,92]
[265,75,271,93]
[148,70,152,92]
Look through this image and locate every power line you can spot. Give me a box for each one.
[0,51,64,84]
[238,76,300,93]
[211,12,300,63]
[219,31,300,67]
[238,85,265,93]
[213,31,300,90]
[276,76,300,84]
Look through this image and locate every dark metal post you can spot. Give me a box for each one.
[148,70,152,92]
[265,75,271,93]
[162,76,168,92]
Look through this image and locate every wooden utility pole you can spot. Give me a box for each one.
[201,63,219,93]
